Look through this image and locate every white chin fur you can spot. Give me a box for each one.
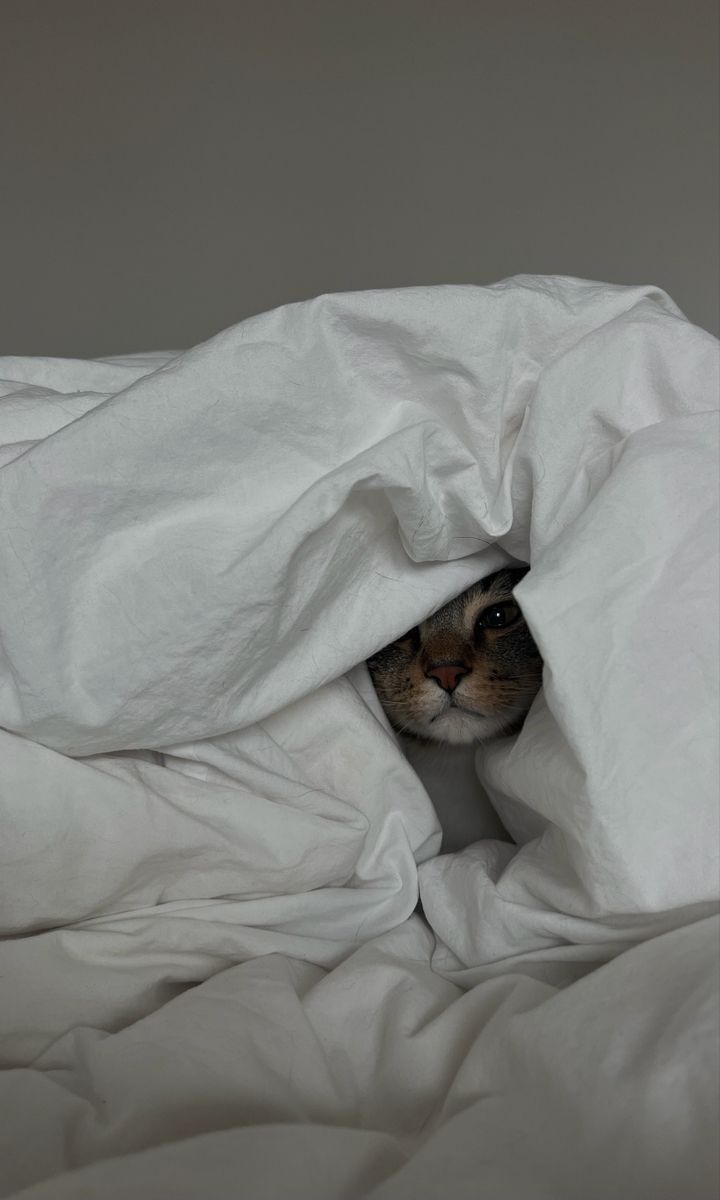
[420,708,508,745]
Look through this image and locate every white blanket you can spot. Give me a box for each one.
[1,277,718,1198]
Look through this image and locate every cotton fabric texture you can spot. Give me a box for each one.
[1,277,717,1198]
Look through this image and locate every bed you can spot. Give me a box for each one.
[1,276,718,1198]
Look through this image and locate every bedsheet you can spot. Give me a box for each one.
[1,277,718,1197]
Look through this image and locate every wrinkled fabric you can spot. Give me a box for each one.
[1,277,718,1197]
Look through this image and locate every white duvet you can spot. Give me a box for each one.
[0,277,718,1198]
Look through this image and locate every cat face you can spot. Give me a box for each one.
[367,568,542,744]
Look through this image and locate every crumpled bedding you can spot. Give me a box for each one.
[1,276,718,1198]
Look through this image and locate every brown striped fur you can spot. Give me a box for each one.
[367,568,542,744]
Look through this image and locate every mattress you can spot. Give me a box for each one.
[1,276,718,1198]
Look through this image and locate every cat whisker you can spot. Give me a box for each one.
[367,567,542,746]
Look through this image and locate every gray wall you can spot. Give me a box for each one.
[1,0,717,357]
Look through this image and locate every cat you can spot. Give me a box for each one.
[367,568,542,745]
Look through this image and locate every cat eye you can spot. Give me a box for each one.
[398,626,421,651]
[475,600,520,631]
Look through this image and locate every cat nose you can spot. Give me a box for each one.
[425,662,470,693]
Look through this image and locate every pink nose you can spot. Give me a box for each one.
[425,662,470,693]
